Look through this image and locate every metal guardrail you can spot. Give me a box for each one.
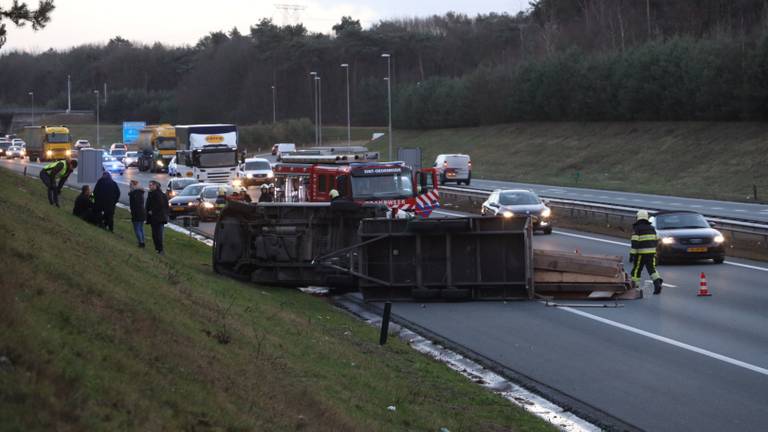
[440,185,768,239]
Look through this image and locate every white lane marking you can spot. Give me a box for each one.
[712,207,723,210]
[554,230,768,272]
[616,197,626,200]
[554,230,628,247]
[734,209,746,212]
[663,283,678,288]
[559,306,768,377]
[725,261,768,272]
[690,205,703,208]
[651,201,662,204]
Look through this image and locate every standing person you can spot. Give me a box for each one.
[630,210,664,294]
[128,180,146,248]
[39,159,77,207]
[239,188,252,203]
[72,185,94,221]
[145,180,169,255]
[258,184,272,203]
[93,171,121,232]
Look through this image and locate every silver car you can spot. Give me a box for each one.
[5,145,25,159]
[481,189,553,234]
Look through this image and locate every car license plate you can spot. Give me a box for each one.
[687,247,708,253]
[172,207,186,211]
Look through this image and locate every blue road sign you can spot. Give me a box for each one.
[122,121,146,144]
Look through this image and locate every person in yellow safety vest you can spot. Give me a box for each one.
[39,159,78,207]
[215,187,228,211]
[630,210,664,294]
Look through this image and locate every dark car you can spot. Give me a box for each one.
[166,178,198,199]
[481,189,553,234]
[652,211,726,264]
[168,183,214,219]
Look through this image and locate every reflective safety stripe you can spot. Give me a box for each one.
[629,248,638,254]
[631,234,658,241]
[636,248,657,254]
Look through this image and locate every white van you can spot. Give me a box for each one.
[238,157,274,186]
[434,154,472,185]
[272,143,296,160]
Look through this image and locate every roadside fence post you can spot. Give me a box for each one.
[379,301,392,345]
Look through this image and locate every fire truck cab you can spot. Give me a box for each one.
[272,154,440,216]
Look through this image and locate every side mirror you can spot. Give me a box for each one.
[709,221,717,228]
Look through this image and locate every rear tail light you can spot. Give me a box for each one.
[468,161,472,169]
[443,161,448,169]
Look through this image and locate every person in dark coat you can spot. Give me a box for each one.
[128,180,146,248]
[93,171,121,232]
[39,159,77,207]
[72,185,94,221]
[258,184,273,203]
[145,180,169,254]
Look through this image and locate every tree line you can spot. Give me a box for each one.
[2,0,768,129]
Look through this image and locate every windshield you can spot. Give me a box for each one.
[179,184,207,197]
[157,138,176,150]
[171,179,196,190]
[196,150,237,168]
[655,213,709,230]
[499,191,540,205]
[46,133,70,143]
[111,149,126,156]
[126,152,137,157]
[0,142,10,149]
[202,186,232,198]
[351,166,414,199]
[245,161,271,170]
[103,156,116,162]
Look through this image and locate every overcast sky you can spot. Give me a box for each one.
[5,0,530,52]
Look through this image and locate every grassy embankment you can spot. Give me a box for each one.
[0,167,552,431]
[370,122,768,203]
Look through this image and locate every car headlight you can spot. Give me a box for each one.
[502,210,514,218]
[541,208,551,218]
[66,150,72,156]
[232,179,242,188]
[202,202,214,209]
[247,173,254,178]
[156,160,164,166]
[187,202,196,207]
[661,237,675,245]
[714,235,725,243]
[46,150,53,156]
[267,172,274,178]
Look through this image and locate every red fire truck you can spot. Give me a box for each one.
[272,153,440,217]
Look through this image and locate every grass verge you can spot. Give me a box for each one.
[369,122,768,203]
[0,167,553,431]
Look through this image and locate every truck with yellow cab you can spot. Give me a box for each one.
[136,124,176,173]
[21,125,73,162]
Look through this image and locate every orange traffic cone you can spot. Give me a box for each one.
[697,272,712,296]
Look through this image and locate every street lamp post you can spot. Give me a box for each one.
[316,76,322,146]
[310,72,318,146]
[341,63,351,146]
[28,91,35,125]
[93,90,100,147]
[271,85,277,124]
[381,53,393,160]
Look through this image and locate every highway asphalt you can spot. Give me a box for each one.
[351,210,768,431]
[5,157,768,431]
[465,178,768,223]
